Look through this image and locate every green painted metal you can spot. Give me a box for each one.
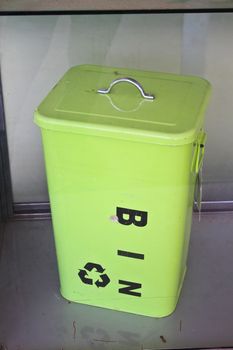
[34,65,211,317]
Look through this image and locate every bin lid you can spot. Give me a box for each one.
[34,65,211,145]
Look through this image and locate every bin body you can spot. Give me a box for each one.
[35,65,211,317]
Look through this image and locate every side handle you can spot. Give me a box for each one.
[193,131,206,174]
[193,131,206,220]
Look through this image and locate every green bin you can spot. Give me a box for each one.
[34,65,211,317]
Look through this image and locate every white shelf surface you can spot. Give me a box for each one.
[1,213,233,349]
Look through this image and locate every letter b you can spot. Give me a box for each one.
[116,207,148,227]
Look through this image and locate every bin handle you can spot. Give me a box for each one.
[193,131,206,221]
[97,77,155,100]
[194,132,206,174]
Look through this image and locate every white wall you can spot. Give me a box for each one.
[204,13,233,200]
[181,13,233,200]
[0,14,232,202]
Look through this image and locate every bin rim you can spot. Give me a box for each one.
[35,109,207,146]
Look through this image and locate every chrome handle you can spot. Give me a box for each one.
[97,77,155,100]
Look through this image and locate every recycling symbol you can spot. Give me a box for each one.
[78,262,110,288]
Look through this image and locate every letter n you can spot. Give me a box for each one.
[118,280,142,297]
